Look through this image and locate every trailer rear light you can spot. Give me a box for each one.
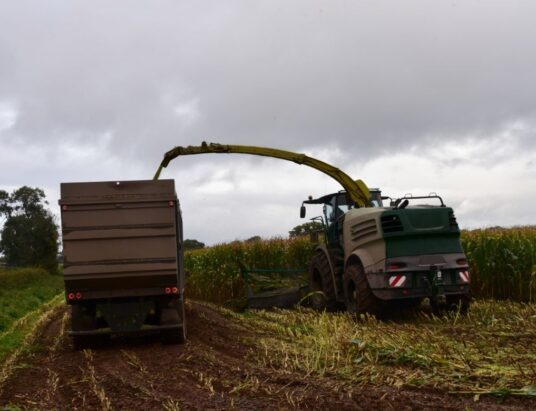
[456,258,468,266]
[75,292,82,300]
[168,201,174,207]
[62,205,68,211]
[67,292,75,300]
[171,287,178,294]
[165,287,171,294]
[386,262,406,271]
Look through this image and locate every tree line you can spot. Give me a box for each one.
[0,186,58,271]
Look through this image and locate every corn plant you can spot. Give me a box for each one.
[185,237,314,304]
[462,227,536,302]
[186,226,536,304]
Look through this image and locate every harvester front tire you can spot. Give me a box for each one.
[309,252,338,312]
[343,263,381,316]
[445,293,471,314]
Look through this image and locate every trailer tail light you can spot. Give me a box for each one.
[75,292,82,300]
[171,287,178,294]
[165,287,171,294]
[386,262,406,271]
[459,271,470,283]
[456,258,468,266]
[168,201,174,207]
[62,205,68,211]
[67,292,75,300]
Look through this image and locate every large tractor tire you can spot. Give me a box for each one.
[343,263,381,316]
[309,251,338,312]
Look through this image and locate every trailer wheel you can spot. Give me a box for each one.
[71,305,109,350]
[343,263,380,315]
[309,252,338,312]
[160,301,187,344]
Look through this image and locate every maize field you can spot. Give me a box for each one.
[185,226,536,304]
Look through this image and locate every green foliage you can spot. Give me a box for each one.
[0,268,63,333]
[0,186,58,271]
[289,221,323,237]
[185,237,313,304]
[461,226,536,302]
[183,238,205,251]
[0,268,63,361]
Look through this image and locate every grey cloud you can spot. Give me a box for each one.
[1,1,536,243]
[1,0,536,164]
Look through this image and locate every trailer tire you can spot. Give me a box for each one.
[343,263,380,315]
[309,251,338,312]
[160,302,187,344]
[71,304,96,331]
[71,305,109,350]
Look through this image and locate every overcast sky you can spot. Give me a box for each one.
[1,0,535,244]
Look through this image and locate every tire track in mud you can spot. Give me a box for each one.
[1,302,536,410]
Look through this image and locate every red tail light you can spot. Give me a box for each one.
[165,287,171,294]
[171,287,178,294]
[168,201,174,207]
[62,205,68,211]
[75,292,82,300]
[386,262,407,271]
[456,258,468,266]
[67,292,75,300]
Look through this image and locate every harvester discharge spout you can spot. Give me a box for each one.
[154,142,371,208]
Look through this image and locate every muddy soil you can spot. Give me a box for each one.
[1,301,535,410]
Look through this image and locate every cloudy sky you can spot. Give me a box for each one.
[1,0,535,244]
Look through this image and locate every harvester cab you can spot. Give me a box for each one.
[301,189,384,245]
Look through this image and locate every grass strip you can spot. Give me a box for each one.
[0,268,64,334]
[0,293,64,394]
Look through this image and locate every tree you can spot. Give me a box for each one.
[246,235,261,243]
[183,239,205,251]
[289,221,324,238]
[0,186,58,271]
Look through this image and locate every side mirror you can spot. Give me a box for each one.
[300,205,306,218]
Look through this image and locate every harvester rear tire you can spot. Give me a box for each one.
[309,251,338,312]
[343,263,381,316]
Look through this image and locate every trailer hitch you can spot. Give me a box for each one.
[423,266,447,307]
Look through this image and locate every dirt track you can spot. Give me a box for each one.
[1,302,535,410]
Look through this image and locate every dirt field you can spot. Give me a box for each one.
[1,302,535,411]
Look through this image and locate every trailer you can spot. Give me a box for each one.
[59,179,186,348]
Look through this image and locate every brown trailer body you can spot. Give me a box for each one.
[59,179,186,347]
